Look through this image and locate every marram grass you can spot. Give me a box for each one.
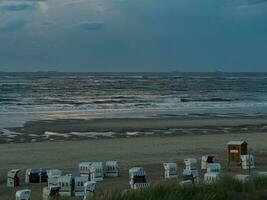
[97,176,267,200]
[7,176,267,200]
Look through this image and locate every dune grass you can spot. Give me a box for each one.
[97,176,267,200]
[2,176,267,200]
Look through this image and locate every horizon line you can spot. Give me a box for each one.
[1,71,267,73]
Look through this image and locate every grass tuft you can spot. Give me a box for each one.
[2,176,267,200]
[97,176,267,200]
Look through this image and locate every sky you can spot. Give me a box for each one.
[0,0,267,72]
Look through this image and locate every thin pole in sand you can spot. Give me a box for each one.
[248,148,252,175]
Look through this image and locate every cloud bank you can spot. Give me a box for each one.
[0,2,35,11]
[0,0,48,12]
[0,0,266,72]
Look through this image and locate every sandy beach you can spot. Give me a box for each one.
[1,116,267,199]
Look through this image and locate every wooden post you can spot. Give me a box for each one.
[248,148,252,175]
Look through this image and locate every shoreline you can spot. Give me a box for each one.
[1,116,267,144]
[1,108,267,129]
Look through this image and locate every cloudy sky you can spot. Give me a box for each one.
[0,0,266,72]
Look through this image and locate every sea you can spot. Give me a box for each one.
[1,72,267,128]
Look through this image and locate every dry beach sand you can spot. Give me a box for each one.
[1,116,267,199]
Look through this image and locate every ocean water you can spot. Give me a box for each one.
[1,72,267,116]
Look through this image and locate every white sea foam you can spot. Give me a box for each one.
[126,131,139,136]
[44,131,70,138]
[0,129,22,138]
[69,131,114,137]
[43,131,115,138]
[164,131,174,134]
[29,134,38,137]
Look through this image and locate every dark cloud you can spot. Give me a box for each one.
[0,2,35,11]
[78,21,105,31]
[0,0,48,12]
[0,19,26,31]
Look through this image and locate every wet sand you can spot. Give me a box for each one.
[1,116,267,143]
[10,116,267,132]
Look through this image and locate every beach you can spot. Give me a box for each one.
[1,73,267,199]
[1,116,267,199]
